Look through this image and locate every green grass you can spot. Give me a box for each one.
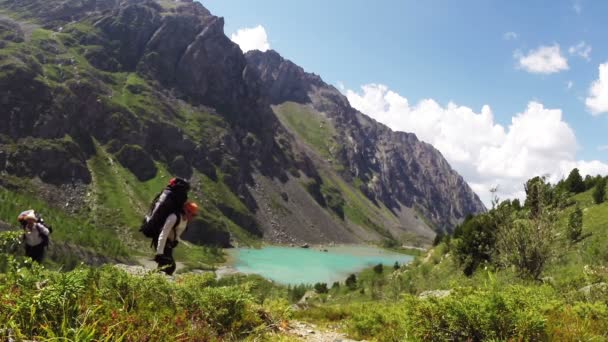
[176,103,229,143]
[193,172,261,246]
[321,172,395,239]
[273,102,337,159]
[0,186,129,260]
[0,256,291,341]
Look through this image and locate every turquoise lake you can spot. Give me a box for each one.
[227,246,414,285]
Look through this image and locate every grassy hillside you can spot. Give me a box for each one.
[288,177,608,340]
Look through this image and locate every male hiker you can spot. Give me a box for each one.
[139,177,195,274]
[153,201,198,275]
[17,210,52,263]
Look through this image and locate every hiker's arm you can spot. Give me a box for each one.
[156,215,177,255]
[36,223,50,236]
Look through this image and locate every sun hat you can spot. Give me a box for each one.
[17,209,37,222]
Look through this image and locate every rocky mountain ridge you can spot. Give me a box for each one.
[0,0,484,246]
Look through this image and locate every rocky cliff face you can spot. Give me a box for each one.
[246,50,485,230]
[0,0,483,246]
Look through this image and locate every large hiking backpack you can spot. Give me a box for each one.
[37,216,52,248]
[139,178,190,243]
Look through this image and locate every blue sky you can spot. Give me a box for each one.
[203,0,608,204]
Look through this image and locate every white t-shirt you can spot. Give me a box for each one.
[23,223,50,247]
[156,213,188,255]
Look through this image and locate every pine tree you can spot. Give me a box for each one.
[565,168,585,194]
[593,177,606,204]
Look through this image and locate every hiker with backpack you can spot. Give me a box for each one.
[139,177,195,275]
[154,201,199,275]
[17,210,52,263]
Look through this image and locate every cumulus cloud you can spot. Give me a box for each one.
[569,41,592,61]
[230,25,270,53]
[516,45,569,74]
[503,31,518,40]
[585,62,608,115]
[345,84,608,206]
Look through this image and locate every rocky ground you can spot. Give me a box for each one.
[285,321,363,342]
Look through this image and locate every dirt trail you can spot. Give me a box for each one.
[286,321,363,342]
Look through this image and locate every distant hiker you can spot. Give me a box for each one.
[154,201,199,275]
[17,210,52,263]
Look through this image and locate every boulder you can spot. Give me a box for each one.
[2,138,91,184]
[180,217,232,248]
[419,289,452,299]
[115,144,157,181]
[169,155,192,179]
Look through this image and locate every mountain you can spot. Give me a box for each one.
[0,0,484,249]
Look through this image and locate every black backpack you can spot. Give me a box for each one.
[139,178,189,243]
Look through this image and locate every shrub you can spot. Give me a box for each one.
[432,232,444,246]
[453,214,497,276]
[287,284,309,303]
[592,177,606,204]
[314,282,328,294]
[499,176,557,279]
[0,263,274,340]
[373,263,383,274]
[564,168,585,194]
[567,206,583,243]
[345,274,357,290]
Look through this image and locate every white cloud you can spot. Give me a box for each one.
[503,31,518,40]
[230,25,270,53]
[567,81,574,89]
[345,84,608,206]
[569,41,592,61]
[598,145,608,151]
[336,81,346,92]
[585,62,608,115]
[516,44,569,74]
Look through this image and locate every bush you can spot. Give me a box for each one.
[564,168,585,194]
[432,232,444,246]
[345,274,357,290]
[0,262,275,340]
[453,214,497,276]
[287,284,309,303]
[499,176,557,280]
[314,282,328,294]
[401,286,550,341]
[567,206,583,243]
[592,177,606,204]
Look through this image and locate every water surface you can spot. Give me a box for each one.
[227,245,414,285]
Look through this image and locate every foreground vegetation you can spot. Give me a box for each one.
[2,169,608,341]
[0,232,291,341]
[291,170,608,341]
